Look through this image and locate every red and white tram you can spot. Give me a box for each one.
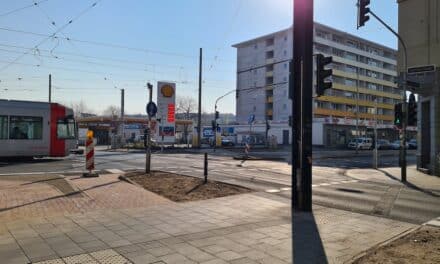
[0,100,77,157]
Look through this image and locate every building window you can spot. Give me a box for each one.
[283,50,287,56]
[266,50,274,59]
[283,104,287,110]
[266,38,274,46]
[0,116,7,139]
[284,35,288,41]
[9,116,43,140]
[284,63,288,69]
[266,64,274,71]
[254,44,258,49]
[283,77,287,82]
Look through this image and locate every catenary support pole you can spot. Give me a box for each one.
[49,74,52,103]
[197,48,203,148]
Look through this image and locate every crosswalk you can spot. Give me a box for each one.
[264,179,359,193]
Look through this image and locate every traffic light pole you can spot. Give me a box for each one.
[146,84,153,173]
[292,0,314,212]
[369,10,408,182]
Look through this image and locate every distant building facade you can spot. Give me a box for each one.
[233,22,405,147]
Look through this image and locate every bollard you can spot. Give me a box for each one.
[204,152,208,184]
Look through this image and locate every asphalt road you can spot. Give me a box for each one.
[0,150,437,225]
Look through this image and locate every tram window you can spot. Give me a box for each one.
[0,116,7,139]
[9,116,43,140]
[57,119,76,139]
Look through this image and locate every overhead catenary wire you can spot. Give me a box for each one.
[0,0,50,18]
[0,0,102,73]
[0,27,235,63]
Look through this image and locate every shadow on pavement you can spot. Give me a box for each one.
[377,169,440,198]
[0,180,119,213]
[293,210,328,263]
[0,157,61,167]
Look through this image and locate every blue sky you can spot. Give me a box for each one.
[0,0,398,115]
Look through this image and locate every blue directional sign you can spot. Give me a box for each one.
[248,114,255,124]
[146,102,157,117]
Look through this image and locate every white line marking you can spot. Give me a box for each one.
[320,183,331,186]
[280,187,291,191]
[106,169,124,174]
[265,189,281,193]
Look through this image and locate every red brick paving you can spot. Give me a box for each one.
[0,174,172,223]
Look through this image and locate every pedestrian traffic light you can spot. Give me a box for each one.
[215,111,219,119]
[316,54,333,97]
[394,103,403,129]
[357,0,370,29]
[408,93,417,126]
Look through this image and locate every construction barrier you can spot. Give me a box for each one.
[83,130,98,177]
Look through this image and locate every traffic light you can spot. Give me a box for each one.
[394,103,403,129]
[316,54,333,97]
[266,120,271,131]
[408,93,417,126]
[216,124,220,132]
[215,111,219,119]
[211,120,216,131]
[357,0,370,28]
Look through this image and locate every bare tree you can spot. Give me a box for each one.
[102,105,121,119]
[176,96,197,146]
[70,100,94,118]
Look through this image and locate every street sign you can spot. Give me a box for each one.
[248,114,255,124]
[407,65,436,74]
[146,102,157,117]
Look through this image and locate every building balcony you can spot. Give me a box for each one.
[266,109,273,116]
[314,107,393,121]
[266,71,274,77]
[315,95,395,110]
[266,96,273,103]
[266,85,274,90]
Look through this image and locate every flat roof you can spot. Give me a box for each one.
[232,22,396,53]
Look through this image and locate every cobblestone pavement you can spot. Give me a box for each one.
[0,181,417,264]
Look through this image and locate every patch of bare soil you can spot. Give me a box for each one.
[353,226,440,264]
[125,171,251,202]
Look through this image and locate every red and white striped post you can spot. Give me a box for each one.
[83,130,98,177]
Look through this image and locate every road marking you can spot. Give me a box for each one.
[280,187,291,191]
[105,169,124,174]
[424,217,440,227]
[265,189,281,193]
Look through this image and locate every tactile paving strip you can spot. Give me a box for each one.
[34,249,132,264]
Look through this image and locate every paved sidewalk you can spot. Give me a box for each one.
[0,174,171,223]
[0,188,416,264]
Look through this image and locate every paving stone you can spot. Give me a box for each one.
[215,250,244,261]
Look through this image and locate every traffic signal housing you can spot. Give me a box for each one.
[357,0,370,28]
[408,93,417,126]
[394,103,403,129]
[316,54,333,97]
[215,111,219,119]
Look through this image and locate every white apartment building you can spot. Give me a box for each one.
[232,22,407,147]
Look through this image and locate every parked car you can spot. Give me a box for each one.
[348,137,373,150]
[221,138,235,147]
[391,140,409,150]
[408,139,417,149]
[375,139,392,150]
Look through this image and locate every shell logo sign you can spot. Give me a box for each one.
[161,84,174,97]
[157,82,176,143]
